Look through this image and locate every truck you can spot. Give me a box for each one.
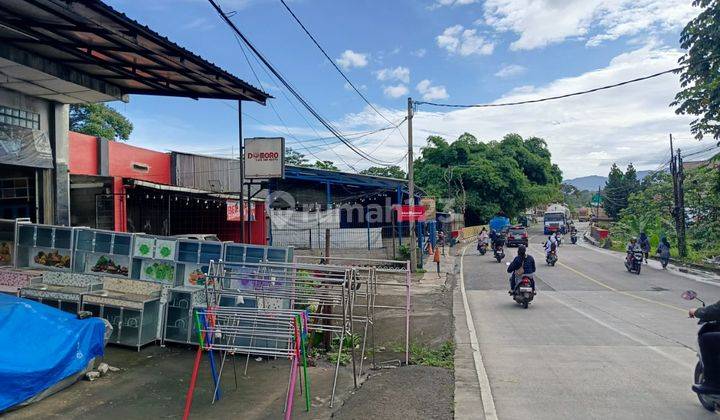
[577,207,590,222]
[543,204,571,235]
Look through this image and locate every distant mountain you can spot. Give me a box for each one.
[563,175,606,191]
[564,170,660,191]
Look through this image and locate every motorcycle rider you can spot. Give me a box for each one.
[689,300,720,393]
[554,231,562,246]
[478,227,489,251]
[545,235,557,257]
[639,232,651,264]
[507,245,536,293]
[626,237,642,265]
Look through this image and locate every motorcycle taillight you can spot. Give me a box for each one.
[520,278,531,286]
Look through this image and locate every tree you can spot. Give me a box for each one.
[604,163,626,219]
[285,147,310,166]
[360,165,406,179]
[414,132,562,224]
[623,163,640,195]
[313,160,339,171]
[672,0,720,141]
[69,103,133,141]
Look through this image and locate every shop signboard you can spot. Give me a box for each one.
[393,205,426,222]
[244,137,284,179]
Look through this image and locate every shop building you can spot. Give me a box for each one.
[0,0,269,229]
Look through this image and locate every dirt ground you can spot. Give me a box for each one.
[5,268,454,420]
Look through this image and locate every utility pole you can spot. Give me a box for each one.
[669,134,687,258]
[407,97,417,272]
[596,185,600,222]
[676,147,687,258]
[238,100,245,243]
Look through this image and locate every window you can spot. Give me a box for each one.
[0,106,40,130]
[0,178,31,200]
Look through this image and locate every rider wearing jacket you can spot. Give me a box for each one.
[506,245,536,292]
[690,301,720,392]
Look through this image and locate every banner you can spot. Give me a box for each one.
[227,200,256,222]
[0,124,53,169]
[244,137,284,179]
[393,205,426,222]
[420,198,436,220]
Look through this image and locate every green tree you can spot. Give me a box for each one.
[603,163,625,219]
[313,160,339,171]
[285,147,310,166]
[69,103,133,141]
[672,0,720,141]
[360,165,406,179]
[623,163,640,195]
[414,133,561,224]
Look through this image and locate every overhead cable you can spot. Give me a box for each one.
[208,0,400,167]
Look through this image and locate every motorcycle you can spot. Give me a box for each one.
[546,250,557,266]
[625,250,643,274]
[493,244,505,263]
[478,241,487,255]
[570,232,578,244]
[682,290,720,412]
[509,270,535,309]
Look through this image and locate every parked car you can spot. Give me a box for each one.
[505,226,529,247]
[172,234,222,242]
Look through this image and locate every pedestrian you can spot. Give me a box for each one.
[656,236,671,269]
[438,230,446,255]
[639,232,651,264]
[434,246,441,277]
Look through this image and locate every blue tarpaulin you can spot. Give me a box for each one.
[0,294,105,412]
[489,216,510,232]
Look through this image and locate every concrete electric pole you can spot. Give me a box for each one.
[407,97,416,271]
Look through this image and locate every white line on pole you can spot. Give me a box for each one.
[459,245,498,420]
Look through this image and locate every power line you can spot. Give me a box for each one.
[208,0,400,167]
[277,0,403,139]
[415,67,682,109]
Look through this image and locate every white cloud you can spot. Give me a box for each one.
[430,0,478,8]
[411,48,427,58]
[416,79,449,101]
[320,43,697,177]
[375,66,411,83]
[495,64,527,78]
[384,84,409,98]
[181,17,215,31]
[335,50,369,70]
[436,25,494,56]
[483,0,698,50]
[343,82,367,91]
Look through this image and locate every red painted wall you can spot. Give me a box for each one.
[68,132,99,175]
[68,132,266,244]
[107,141,171,184]
[217,203,267,245]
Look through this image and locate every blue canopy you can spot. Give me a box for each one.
[0,294,106,412]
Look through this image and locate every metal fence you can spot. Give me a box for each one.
[271,227,384,249]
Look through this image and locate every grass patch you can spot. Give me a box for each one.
[408,341,454,369]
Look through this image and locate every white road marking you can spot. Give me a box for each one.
[460,245,498,420]
[546,293,695,369]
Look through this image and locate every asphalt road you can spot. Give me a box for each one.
[462,224,720,420]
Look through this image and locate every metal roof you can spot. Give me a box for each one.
[284,165,412,190]
[0,0,270,103]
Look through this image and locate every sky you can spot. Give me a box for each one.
[104,0,710,179]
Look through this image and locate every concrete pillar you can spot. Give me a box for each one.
[52,103,70,225]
